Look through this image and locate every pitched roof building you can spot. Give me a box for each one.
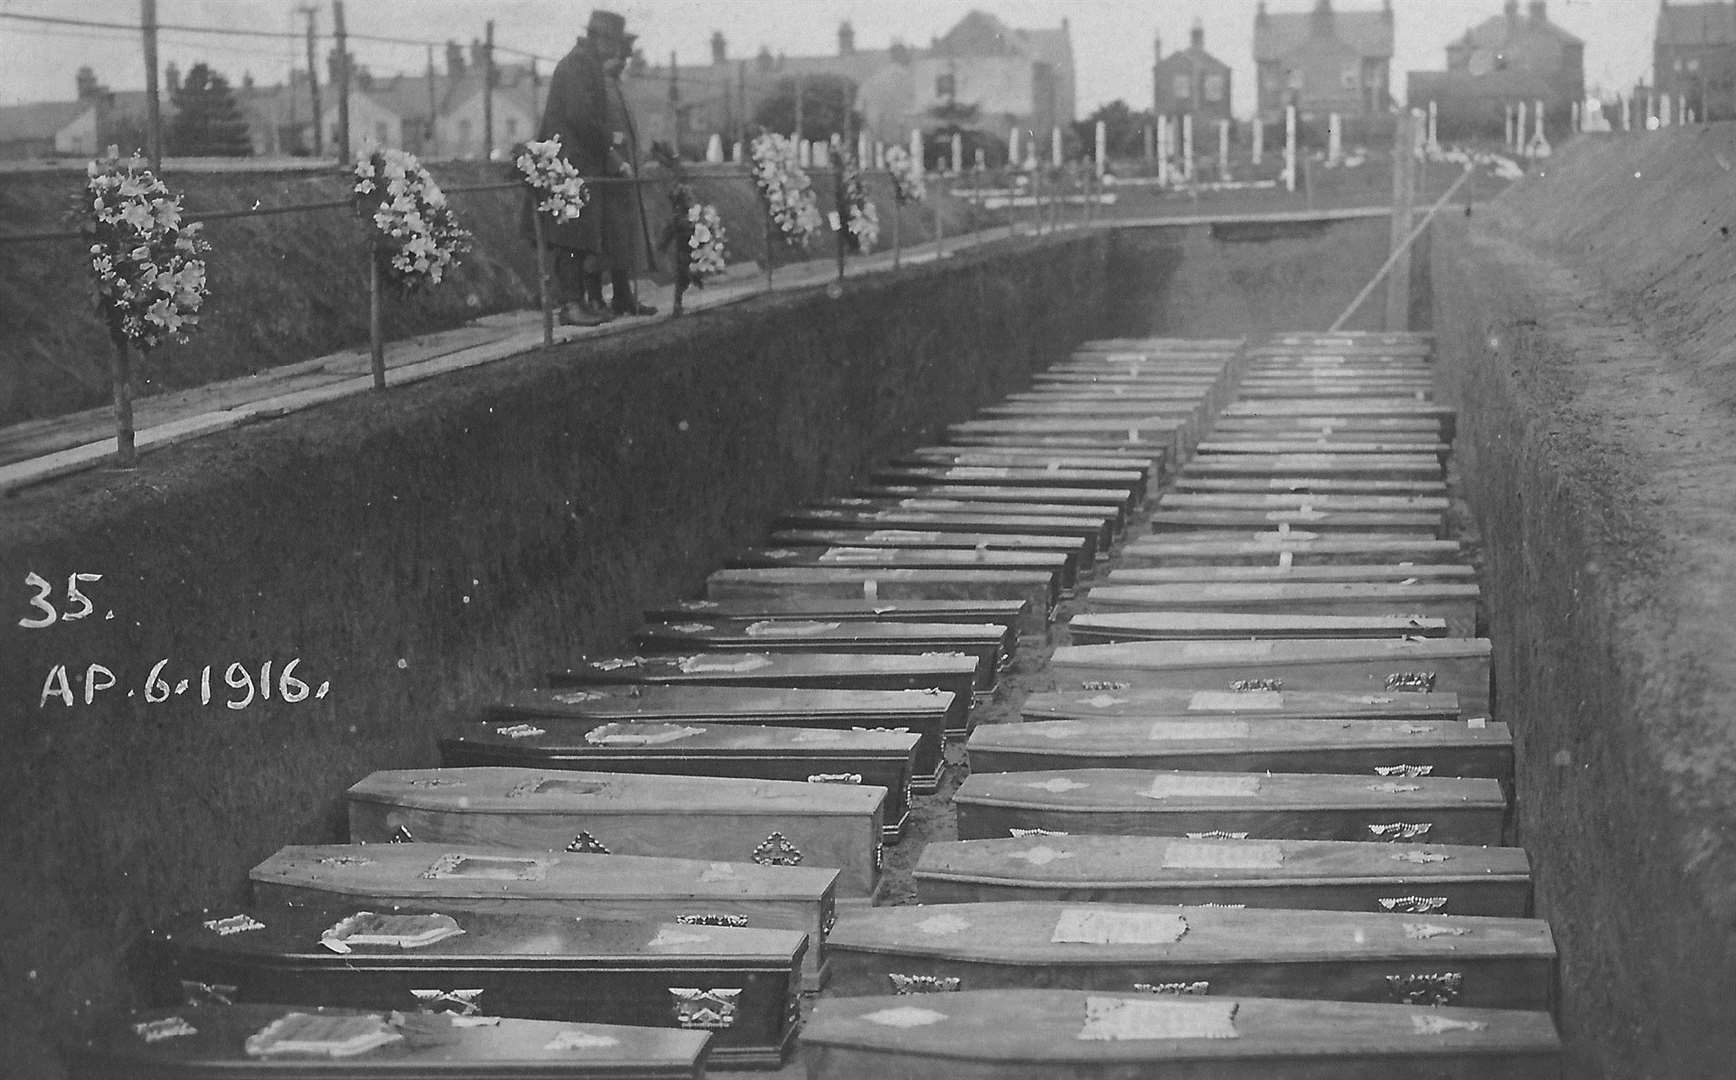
[1153,20,1233,123]
[1408,1,1584,139]
[1254,0,1394,119]
[1655,1,1736,120]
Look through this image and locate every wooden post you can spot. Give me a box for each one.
[303,5,323,158]
[893,201,903,268]
[110,337,137,467]
[483,20,496,158]
[425,46,440,156]
[332,0,351,162]
[934,177,946,256]
[1284,104,1297,192]
[369,246,386,389]
[1384,110,1415,332]
[765,217,775,290]
[833,150,848,281]
[140,0,163,169]
[533,213,553,346]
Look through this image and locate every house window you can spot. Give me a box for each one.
[935,72,955,98]
[459,118,473,149]
[1688,58,1702,73]
[1341,62,1359,90]
[1203,74,1224,102]
[375,121,388,144]
[1173,73,1192,99]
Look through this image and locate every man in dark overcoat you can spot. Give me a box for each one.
[537,10,653,323]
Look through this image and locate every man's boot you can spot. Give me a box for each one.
[610,268,657,316]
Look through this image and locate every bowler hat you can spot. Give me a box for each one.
[587,10,627,43]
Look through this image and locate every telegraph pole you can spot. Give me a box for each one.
[425,45,438,156]
[332,0,351,162]
[483,20,496,158]
[668,51,680,152]
[140,0,163,168]
[300,5,323,157]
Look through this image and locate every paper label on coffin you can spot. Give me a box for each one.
[583,723,704,746]
[820,549,896,563]
[1189,690,1282,711]
[1051,908,1188,945]
[318,912,465,953]
[243,1013,403,1058]
[1029,777,1091,794]
[1029,722,1086,739]
[1162,842,1286,869]
[646,927,714,947]
[744,620,842,637]
[678,654,774,674]
[1077,997,1239,1041]
[545,1030,621,1050]
[1008,845,1074,866]
[1148,721,1250,740]
[1141,774,1263,799]
[1078,694,1129,709]
[862,1006,949,1029]
[917,913,973,935]
[552,689,613,704]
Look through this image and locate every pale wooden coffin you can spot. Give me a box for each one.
[1234,384,1436,401]
[1221,400,1457,441]
[826,902,1554,1009]
[703,568,1056,633]
[1122,534,1463,566]
[1082,582,1480,637]
[480,684,951,795]
[1195,439,1451,460]
[547,652,981,735]
[442,718,921,839]
[1180,454,1442,480]
[965,717,1511,784]
[851,484,1134,519]
[71,1005,712,1080]
[801,990,1560,1080]
[952,769,1507,845]
[765,527,1091,570]
[1021,687,1466,724]
[943,433,1175,467]
[347,768,886,898]
[1158,492,1450,512]
[1104,564,1475,584]
[645,597,1030,640]
[137,907,803,1069]
[632,617,1012,695]
[1148,508,1446,537]
[775,506,1107,560]
[947,417,1191,459]
[872,463,1147,496]
[249,844,839,989]
[725,545,1078,596]
[913,834,1532,916]
[1048,638,1492,716]
[1067,611,1448,642]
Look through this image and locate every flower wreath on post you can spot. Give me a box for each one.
[352,148,470,388]
[651,143,727,318]
[883,145,925,268]
[77,148,211,467]
[829,143,879,282]
[748,131,821,287]
[512,135,589,345]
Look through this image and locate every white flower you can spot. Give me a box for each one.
[354,148,471,292]
[750,134,820,246]
[515,135,589,223]
[81,150,210,351]
[885,146,926,204]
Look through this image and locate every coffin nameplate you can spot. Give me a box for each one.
[1162,842,1285,869]
[1051,908,1188,945]
[1188,690,1282,711]
[1142,774,1262,799]
[1078,997,1239,1041]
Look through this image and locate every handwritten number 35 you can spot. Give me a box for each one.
[19,572,103,629]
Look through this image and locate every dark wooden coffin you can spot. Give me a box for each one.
[801,990,1559,1079]
[1195,439,1451,460]
[1021,687,1467,724]
[442,718,920,840]
[826,901,1553,1009]
[645,597,1030,640]
[347,768,886,898]
[479,684,949,796]
[1082,581,1480,637]
[724,545,1077,597]
[548,651,980,735]
[249,844,839,989]
[1048,638,1492,716]
[631,616,1012,695]
[1221,400,1457,442]
[1181,454,1443,480]
[899,451,1154,501]
[872,463,1147,497]
[775,506,1106,561]
[1159,492,1450,512]
[947,417,1190,459]
[1148,508,1446,538]
[1122,534,1463,566]
[965,716,1512,784]
[1068,611,1448,643]
[952,768,1507,845]
[1104,563,1475,584]
[942,434,1175,468]
[134,907,801,1069]
[914,834,1532,916]
[703,567,1056,634]
[850,484,1133,520]
[70,1005,711,1079]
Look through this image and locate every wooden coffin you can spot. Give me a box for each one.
[632,617,1011,695]
[347,768,886,899]
[136,907,802,1068]
[952,769,1507,845]
[1122,535,1463,566]
[1104,564,1475,584]
[1068,611,1448,643]
[776,506,1107,560]
[442,719,921,840]
[70,1005,711,1080]
[901,449,1157,496]
[703,568,1056,634]
[250,844,839,989]
[548,652,980,735]
[1148,508,1446,537]
[1181,454,1442,480]
[850,484,1133,520]
[480,684,950,795]
[914,834,1532,915]
[1159,492,1450,512]
[980,400,1207,420]
[801,990,1559,1080]
[1209,418,1441,439]
[725,545,1077,597]
[1221,400,1457,441]
[872,464,1147,497]
[1022,687,1465,724]
[1235,385,1436,402]
[1083,582,1480,637]
[965,717,1511,783]
[646,597,1030,639]
[947,417,1190,458]
[1173,475,1448,495]
[942,433,1175,467]
[1195,439,1451,460]
[765,528,1090,571]
[1049,638,1492,716]
[826,902,1553,1009]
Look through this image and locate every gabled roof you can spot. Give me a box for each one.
[934,9,1071,68]
[1157,44,1231,72]
[1459,9,1582,48]
[1255,5,1394,63]
[1409,67,1554,100]
[0,100,94,142]
[1657,2,1736,47]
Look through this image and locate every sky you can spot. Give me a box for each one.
[0,0,1664,114]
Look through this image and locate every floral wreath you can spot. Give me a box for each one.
[884,145,926,204]
[352,148,470,291]
[77,148,211,352]
[748,132,822,246]
[659,179,728,291]
[513,136,589,223]
[837,152,880,254]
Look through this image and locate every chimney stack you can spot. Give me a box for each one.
[164,61,181,93]
[1190,19,1205,50]
[838,20,855,56]
[446,41,466,78]
[1528,1,1547,22]
[710,30,726,64]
